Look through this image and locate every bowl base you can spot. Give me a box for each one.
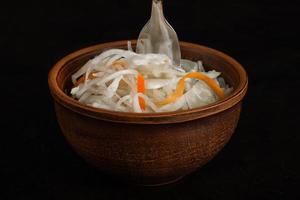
[136,175,185,187]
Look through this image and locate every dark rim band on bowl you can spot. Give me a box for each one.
[48,40,248,124]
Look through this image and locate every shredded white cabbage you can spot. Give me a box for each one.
[70,46,232,113]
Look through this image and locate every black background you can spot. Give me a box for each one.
[1,0,300,199]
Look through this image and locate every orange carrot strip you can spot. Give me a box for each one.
[156,72,225,106]
[137,75,146,110]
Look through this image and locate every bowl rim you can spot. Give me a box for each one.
[48,40,248,124]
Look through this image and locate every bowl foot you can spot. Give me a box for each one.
[137,175,186,187]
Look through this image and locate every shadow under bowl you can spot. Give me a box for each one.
[48,40,248,186]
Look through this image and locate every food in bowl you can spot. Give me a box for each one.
[70,42,233,113]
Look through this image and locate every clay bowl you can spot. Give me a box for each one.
[48,40,248,186]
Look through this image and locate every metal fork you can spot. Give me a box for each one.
[136,0,181,67]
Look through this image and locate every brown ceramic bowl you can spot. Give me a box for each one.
[48,40,248,186]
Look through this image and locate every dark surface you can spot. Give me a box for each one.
[1,0,299,199]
